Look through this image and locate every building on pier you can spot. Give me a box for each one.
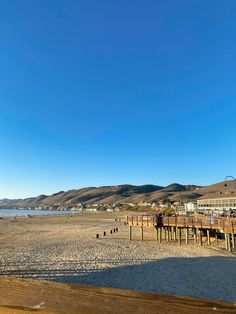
[197,192,236,214]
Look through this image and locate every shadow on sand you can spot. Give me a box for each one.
[1,256,236,302]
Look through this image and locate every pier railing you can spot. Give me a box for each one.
[127,214,158,227]
[127,215,236,234]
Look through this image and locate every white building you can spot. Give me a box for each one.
[197,192,236,214]
[184,202,198,214]
[138,201,152,207]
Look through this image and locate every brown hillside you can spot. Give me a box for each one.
[1,180,235,208]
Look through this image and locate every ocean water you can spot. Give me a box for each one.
[0,208,69,217]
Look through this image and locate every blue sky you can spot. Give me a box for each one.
[0,0,236,198]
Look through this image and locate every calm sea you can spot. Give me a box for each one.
[0,208,69,217]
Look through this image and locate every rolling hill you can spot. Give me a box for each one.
[1,180,235,209]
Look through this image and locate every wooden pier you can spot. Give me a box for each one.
[127,214,236,253]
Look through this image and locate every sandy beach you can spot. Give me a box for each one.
[0,212,235,303]
[1,277,236,314]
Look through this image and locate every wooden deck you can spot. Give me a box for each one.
[127,214,236,252]
[127,215,236,233]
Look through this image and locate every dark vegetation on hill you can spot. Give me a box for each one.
[0,181,234,208]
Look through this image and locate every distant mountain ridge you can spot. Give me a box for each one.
[1,181,235,208]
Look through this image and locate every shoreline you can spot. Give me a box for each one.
[0,208,123,218]
[0,208,72,218]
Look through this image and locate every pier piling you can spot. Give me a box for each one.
[199,230,203,246]
[167,227,170,242]
[228,234,232,253]
[232,234,235,249]
[173,227,177,241]
[193,228,197,243]
[155,227,158,241]
[159,228,162,243]
[185,228,189,244]
[207,230,211,246]
[178,228,181,245]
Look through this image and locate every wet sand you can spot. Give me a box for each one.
[0,212,235,303]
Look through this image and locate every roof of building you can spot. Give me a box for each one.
[198,192,236,201]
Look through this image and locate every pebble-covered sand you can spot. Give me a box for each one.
[0,212,235,302]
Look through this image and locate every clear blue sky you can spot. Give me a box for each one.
[1,1,236,198]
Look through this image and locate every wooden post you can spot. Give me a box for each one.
[155,227,158,241]
[140,227,144,241]
[173,227,176,241]
[185,228,189,244]
[159,228,162,243]
[232,234,235,249]
[194,228,197,243]
[207,230,211,246]
[129,225,132,240]
[178,228,181,245]
[228,234,232,253]
[215,232,218,244]
[167,227,170,242]
[225,233,228,251]
[199,230,203,246]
